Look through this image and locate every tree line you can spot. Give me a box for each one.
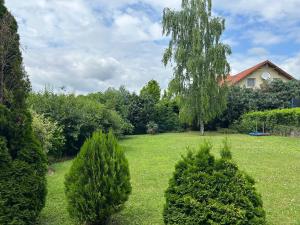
[27,78,300,160]
[27,80,182,159]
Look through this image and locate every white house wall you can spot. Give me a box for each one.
[236,66,290,89]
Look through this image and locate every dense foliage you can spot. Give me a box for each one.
[87,86,132,124]
[154,99,181,132]
[65,130,131,225]
[140,80,161,103]
[162,0,231,134]
[127,93,157,134]
[28,82,182,158]
[0,107,47,225]
[0,3,47,224]
[27,79,300,150]
[213,80,300,129]
[239,108,300,136]
[164,142,266,224]
[28,91,129,156]
[31,110,65,158]
[87,83,182,135]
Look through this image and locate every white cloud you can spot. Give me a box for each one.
[247,47,269,56]
[228,55,266,75]
[5,0,171,94]
[222,38,239,47]
[113,13,162,42]
[91,0,181,10]
[4,0,300,94]
[250,31,283,45]
[214,0,300,48]
[281,54,300,78]
[214,0,300,22]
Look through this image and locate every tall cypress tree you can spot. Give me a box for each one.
[0,0,30,108]
[0,1,47,224]
[162,0,231,135]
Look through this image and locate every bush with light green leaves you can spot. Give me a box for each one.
[238,107,300,134]
[31,110,65,158]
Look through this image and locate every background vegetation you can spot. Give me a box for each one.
[212,80,300,129]
[26,79,300,161]
[28,81,183,159]
[239,108,300,135]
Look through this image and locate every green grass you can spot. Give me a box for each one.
[40,132,300,225]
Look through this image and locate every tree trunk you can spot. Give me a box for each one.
[200,120,204,136]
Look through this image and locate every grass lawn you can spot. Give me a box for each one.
[40,132,300,225]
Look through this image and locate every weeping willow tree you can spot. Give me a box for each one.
[162,0,231,135]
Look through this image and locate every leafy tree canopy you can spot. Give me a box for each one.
[28,90,129,156]
[162,0,231,134]
[140,80,161,103]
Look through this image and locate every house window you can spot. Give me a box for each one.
[247,78,256,88]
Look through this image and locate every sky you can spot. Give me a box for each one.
[5,0,300,94]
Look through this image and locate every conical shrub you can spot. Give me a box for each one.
[0,2,47,224]
[0,106,47,225]
[65,130,131,225]
[163,142,266,225]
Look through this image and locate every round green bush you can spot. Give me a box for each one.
[163,142,266,225]
[65,130,131,225]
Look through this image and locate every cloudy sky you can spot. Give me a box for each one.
[5,0,300,94]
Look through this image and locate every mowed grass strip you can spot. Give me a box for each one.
[40,132,300,225]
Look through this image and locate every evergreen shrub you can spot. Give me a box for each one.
[0,106,47,225]
[0,2,47,224]
[65,130,131,225]
[163,142,266,225]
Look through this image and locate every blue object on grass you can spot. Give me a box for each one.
[249,132,271,136]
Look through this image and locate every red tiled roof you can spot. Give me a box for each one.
[226,60,295,85]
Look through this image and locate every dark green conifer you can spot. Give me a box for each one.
[0,2,47,224]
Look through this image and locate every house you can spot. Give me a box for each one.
[226,60,295,89]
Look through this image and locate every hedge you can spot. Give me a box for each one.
[238,108,300,134]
